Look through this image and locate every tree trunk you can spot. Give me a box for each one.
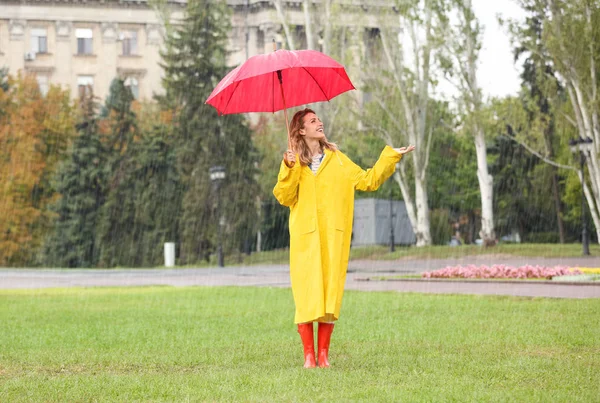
[582,172,600,242]
[567,83,600,244]
[256,194,262,252]
[550,171,566,243]
[322,0,332,55]
[474,127,495,245]
[414,175,432,246]
[460,0,496,245]
[303,0,314,50]
[468,210,476,244]
[256,230,262,253]
[543,134,566,243]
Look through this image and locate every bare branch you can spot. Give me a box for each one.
[379,27,418,142]
[410,21,421,82]
[422,121,434,177]
[561,112,578,128]
[416,8,433,147]
[502,135,575,171]
[303,0,314,50]
[272,0,295,50]
[361,121,397,146]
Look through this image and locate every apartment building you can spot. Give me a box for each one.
[0,0,389,100]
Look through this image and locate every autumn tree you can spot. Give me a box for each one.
[0,74,75,266]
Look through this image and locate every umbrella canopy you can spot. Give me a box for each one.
[205,49,355,115]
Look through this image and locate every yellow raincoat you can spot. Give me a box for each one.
[273,145,402,323]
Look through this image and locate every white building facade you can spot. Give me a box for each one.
[0,0,390,101]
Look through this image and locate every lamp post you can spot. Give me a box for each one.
[569,137,593,256]
[209,165,226,267]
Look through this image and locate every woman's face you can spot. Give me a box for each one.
[299,113,325,140]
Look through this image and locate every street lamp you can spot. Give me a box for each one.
[209,165,226,267]
[569,137,594,256]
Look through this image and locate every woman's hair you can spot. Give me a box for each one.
[289,108,338,166]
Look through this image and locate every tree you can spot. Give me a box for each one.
[0,74,75,266]
[427,115,481,244]
[44,91,108,268]
[98,115,180,267]
[490,130,569,243]
[443,0,496,245]
[96,78,140,266]
[0,74,45,264]
[506,0,600,242]
[361,0,451,246]
[160,0,260,263]
[504,3,568,243]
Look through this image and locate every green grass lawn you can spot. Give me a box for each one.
[350,243,600,261]
[227,243,600,267]
[1,287,599,402]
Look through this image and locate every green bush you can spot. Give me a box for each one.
[523,232,561,244]
[431,209,453,245]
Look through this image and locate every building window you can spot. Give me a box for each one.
[31,28,48,54]
[294,26,307,51]
[36,75,49,96]
[256,30,264,53]
[121,30,138,56]
[365,28,381,62]
[124,77,139,99]
[77,75,94,98]
[76,28,93,55]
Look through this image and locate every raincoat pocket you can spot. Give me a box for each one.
[292,215,316,235]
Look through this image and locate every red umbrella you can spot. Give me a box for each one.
[205,49,355,147]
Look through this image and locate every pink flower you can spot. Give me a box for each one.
[420,264,586,280]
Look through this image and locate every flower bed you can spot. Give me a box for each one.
[422,265,582,280]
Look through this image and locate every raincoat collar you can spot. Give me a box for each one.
[309,148,336,176]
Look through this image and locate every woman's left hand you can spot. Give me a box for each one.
[393,145,415,155]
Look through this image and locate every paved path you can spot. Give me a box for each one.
[1,257,599,298]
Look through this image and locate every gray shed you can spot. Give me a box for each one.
[352,198,416,246]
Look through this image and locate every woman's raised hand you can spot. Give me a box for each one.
[393,145,416,155]
[283,150,296,167]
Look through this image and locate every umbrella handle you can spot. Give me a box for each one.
[277,70,291,150]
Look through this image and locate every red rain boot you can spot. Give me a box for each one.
[317,323,334,368]
[297,323,316,368]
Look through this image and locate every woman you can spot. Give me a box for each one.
[273,108,415,368]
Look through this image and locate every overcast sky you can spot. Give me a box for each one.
[471,0,526,98]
